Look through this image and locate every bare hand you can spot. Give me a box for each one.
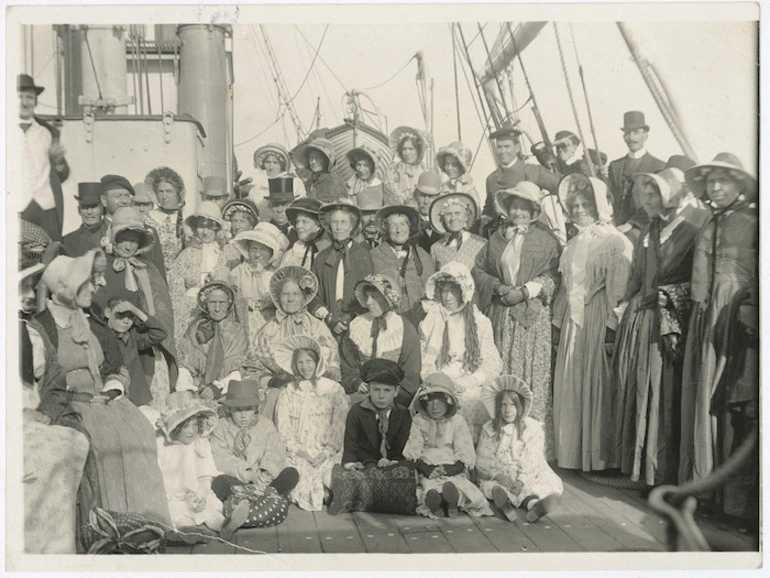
[90,394,109,405]
[377,458,397,468]
[310,452,327,468]
[429,466,446,479]
[332,321,348,335]
[511,480,524,495]
[357,382,369,394]
[344,461,364,471]
[657,291,670,308]
[49,142,66,160]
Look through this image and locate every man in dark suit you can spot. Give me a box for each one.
[608,111,666,226]
[412,171,442,253]
[61,183,105,257]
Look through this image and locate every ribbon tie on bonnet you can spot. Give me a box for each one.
[112,256,156,315]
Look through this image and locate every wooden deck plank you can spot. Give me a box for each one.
[313,510,367,553]
[510,512,584,552]
[542,494,627,552]
[235,525,280,554]
[190,534,237,554]
[389,513,454,552]
[281,506,323,554]
[470,511,541,553]
[436,514,498,553]
[351,512,411,554]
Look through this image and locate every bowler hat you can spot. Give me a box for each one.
[18,74,44,95]
[621,111,649,132]
[220,380,264,408]
[360,358,405,387]
[267,176,296,204]
[100,174,135,197]
[286,197,322,226]
[414,171,442,196]
[75,182,102,206]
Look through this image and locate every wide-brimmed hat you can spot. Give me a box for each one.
[409,373,459,418]
[185,201,224,230]
[557,172,613,222]
[267,176,297,204]
[18,74,44,95]
[74,182,102,206]
[480,375,533,421]
[358,188,384,213]
[347,145,379,174]
[376,204,420,235]
[361,358,404,387]
[222,198,259,223]
[232,222,289,264]
[414,171,442,196]
[42,250,101,306]
[110,207,154,252]
[354,273,400,311]
[294,138,336,170]
[684,152,757,201]
[552,130,580,148]
[389,126,427,164]
[494,181,543,216]
[220,380,264,408]
[157,391,218,439]
[268,265,318,309]
[429,192,477,234]
[273,335,327,378]
[319,198,361,223]
[196,280,235,314]
[286,198,322,226]
[620,110,649,132]
[633,168,687,210]
[202,175,229,198]
[436,142,472,176]
[144,166,186,206]
[100,174,134,197]
[425,261,475,306]
[253,143,290,172]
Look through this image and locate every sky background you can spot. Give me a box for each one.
[24,17,758,188]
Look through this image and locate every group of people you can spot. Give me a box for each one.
[19,69,758,555]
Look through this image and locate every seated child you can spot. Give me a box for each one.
[103,291,168,410]
[476,376,563,523]
[274,335,349,511]
[156,391,249,542]
[210,379,299,499]
[403,373,493,519]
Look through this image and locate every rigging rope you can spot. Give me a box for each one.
[552,22,596,177]
[569,24,602,166]
[234,115,284,148]
[284,24,329,106]
[293,25,348,93]
[361,56,415,90]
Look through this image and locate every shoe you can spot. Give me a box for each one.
[425,489,443,516]
[221,500,250,541]
[526,494,561,523]
[492,486,517,522]
[442,482,460,518]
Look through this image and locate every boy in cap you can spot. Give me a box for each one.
[342,359,412,470]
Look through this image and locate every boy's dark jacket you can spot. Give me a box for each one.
[342,401,411,465]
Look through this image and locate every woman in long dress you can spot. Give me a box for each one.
[612,167,710,486]
[552,173,633,471]
[679,153,758,485]
[473,181,560,459]
[145,166,187,272]
[385,126,429,207]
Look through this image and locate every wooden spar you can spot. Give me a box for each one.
[477,23,510,129]
[480,22,547,85]
[617,22,699,162]
[454,24,492,134]
[569,24,603,169]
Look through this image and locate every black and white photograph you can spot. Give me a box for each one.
[6,2,762,571]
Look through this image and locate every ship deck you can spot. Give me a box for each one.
[165,468,757,555]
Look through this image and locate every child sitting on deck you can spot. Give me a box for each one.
[476,376,563,523]
[403,373,493,519]
[274,335,349,511]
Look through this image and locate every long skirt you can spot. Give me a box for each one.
[24,422,89,553]
[72,397,171,525]
[285,453,340,512]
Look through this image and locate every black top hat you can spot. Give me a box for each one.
[74,182,102,206]
[360,358,405,387]
[621,111,649,132]
[18,74,44,95]
[267,177,296,204]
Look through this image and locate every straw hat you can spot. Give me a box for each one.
[268,265,319,309]
[42,250,102,306]
[494,181,543,216]
[157,390,218,439]
[253,143,290,172]
[232,222,289,265]
[425,261,475,306]
[222,198,259,223]
[409,373,460,418]
[389,126,427,164]
[428,192,477,234]
[185,201,224,230]
[436,142,472,175]
[557,172,613,222]
[685,152,757,201]
[480,375,533,421]
[110,207,154,253]
[354,273,400,311]
[294,138,337,170]
[273,335,327,378]
[633,168,687,210]
[196,280,235,314]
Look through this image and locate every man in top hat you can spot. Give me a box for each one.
[608,111,666,226]
[61,182,105,257]
[412,171,443,253]
[201,175,231,211]
[267,176,299,245]
[99,174,167,281]
[18,74,70,242]
[483,127,560,223]
[356,189,384,249]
